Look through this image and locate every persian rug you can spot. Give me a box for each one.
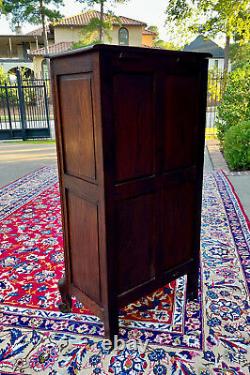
[0,166,249,374]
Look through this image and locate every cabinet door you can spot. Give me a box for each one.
[113,73,155,183]
[115,193,155,294]
[163,74,200,171]
[159,178,196,272]
[66,191,101,304]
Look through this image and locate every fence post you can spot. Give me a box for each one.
[4,82,13,136]
[16,69,27,140]
[43,81,51,137]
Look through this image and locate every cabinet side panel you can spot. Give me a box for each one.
[163,75,199,170]
[58,73,96,181]
[115,194,155,294]
[113,73,155,182]
[66,191,101,304]
[160,180,196,271]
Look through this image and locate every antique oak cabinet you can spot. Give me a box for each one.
[50,44,209,340]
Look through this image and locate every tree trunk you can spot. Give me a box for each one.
[222,34,230,92]
[39,0,50,78]
[99,0,104,42]
[39,0,49,55]
[223,34,230,75]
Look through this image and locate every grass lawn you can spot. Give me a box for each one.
[3,139,56,144]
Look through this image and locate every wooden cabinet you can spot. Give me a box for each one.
[50,44,209,340]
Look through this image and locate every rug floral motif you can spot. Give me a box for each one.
[0,168,249,374]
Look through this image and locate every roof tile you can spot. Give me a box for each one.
[54,10,146,27]
[30,41,73,56]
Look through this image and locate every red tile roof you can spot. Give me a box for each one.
[26,26,50,36]
[54,10,146,27]
[30,41,73,56]
[142,29,157,36]
[26,11,147,39]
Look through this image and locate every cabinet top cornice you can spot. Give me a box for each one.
[48,43,212,61]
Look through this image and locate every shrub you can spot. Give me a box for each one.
[223,121,250,171]
[216,64,250,147]
[229,42,250,70]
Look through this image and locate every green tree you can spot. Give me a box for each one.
[72,11,118,48]
[216,63,250,146]
[165,0,250,74]
[76,0,127,42]
[2,0,64,55]
[147,25,180,50]
[229,42,250,69]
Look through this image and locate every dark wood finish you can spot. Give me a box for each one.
[50,44,209,340]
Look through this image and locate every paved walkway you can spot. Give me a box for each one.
[206,140,250,218]
[0,141,249,219]
[0,142,57,188]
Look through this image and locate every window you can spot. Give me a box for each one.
[119,27,129,46]
[214,59,219,70]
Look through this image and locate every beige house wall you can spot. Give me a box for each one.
[33,24,144,77]
[54,27,83,44]
[106,25,143,46]
[54,25,143,47]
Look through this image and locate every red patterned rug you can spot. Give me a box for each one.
[0,166,249,374]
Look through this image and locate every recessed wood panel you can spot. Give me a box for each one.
[115,194,155,294]
[159,180,195,271]
[163,75,200,170]
[113,73,155,182]
[59,73,96,181]
[66,191,101,304]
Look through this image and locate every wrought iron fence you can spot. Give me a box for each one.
[0,67,224,140]
[0,70,51,140]
[206,70,224,131]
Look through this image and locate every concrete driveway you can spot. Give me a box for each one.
[0,142,57,188]
[0,141,248,219]
[0,141,213,185]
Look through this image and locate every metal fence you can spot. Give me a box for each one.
[206,70,224,130]
[0,67,224,141]
[0,70,51,140]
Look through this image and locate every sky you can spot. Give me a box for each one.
[0,0,168,39]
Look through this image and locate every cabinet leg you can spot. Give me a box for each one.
[186,270,199,300]
[104,310,119,345]
[58,277,72,313]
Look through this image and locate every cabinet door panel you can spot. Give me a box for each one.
[115,193,155,294]
[163,75,200,170]
[59,73,96,181]
[159,180,196,272]
[113,73,155,182]
[66,191,101,304]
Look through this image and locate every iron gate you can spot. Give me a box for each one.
[0,70,51,140]
[206,70,224,129]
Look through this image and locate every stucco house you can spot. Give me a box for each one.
[31,11,156,78]
[0,29,53,75]
[0,10,156,79]
[184,35,230,71]
[0,26,55,78]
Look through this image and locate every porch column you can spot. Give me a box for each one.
[8,37,12,58]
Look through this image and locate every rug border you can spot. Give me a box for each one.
[0,166,49,191]
[2,170,249,354]
[0,166,58,221]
